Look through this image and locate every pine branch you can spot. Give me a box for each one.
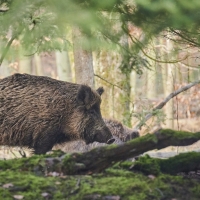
[0,36,15,67]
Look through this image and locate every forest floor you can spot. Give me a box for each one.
[1,152,200,200]
[1,119,200,199]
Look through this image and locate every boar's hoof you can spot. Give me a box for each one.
[107,138,115,144]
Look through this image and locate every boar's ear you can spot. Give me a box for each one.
[77,85,93,108]
[96,87,104,96]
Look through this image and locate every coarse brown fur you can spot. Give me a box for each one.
[56,118,139,153]
[103,119,139,142]
[0,73,114,154]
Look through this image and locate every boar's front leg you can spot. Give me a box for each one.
[33,143,54,154]
[32,134,56,154]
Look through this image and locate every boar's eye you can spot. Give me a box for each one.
[88,110,95,115]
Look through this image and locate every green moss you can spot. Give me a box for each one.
[133,155,161,175]
[0,165,200,200]
[47,150,66,157]
[62,154,77,174]
[104,143,118,150]
[159,152,200,174]
[127,133,158,146]
[133,152,200,175]
[1,153,200,199]
[112,160,133,169]
[159,129,193,139]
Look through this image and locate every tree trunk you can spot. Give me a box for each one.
[55,51,72,82]
[132,151,200,175]
[72,27,94,88]
[146,42,157,99]
[19,56,32,74]
[0,59,11,77]
[120,34,132,127]
[34,53,43,76]
[165,37,175,129]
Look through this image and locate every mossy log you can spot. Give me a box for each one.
[132,152,200,175]
[1,129,200,175]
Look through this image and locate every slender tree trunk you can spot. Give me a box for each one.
[34,54,43,76]
[165,36,174,129]
[0,59,10,77]
[72,27,94,88]
[147,41,157,99]
[119,27,132,127]
[130,70,137,99]
[55,51,72,82]
[19,56,31,74]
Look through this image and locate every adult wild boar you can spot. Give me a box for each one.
[57,118,139,153]
[0,73,115,154]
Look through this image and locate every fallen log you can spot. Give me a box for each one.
[132,151,200,175]
[1,129,200,175]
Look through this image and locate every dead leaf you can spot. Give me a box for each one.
[148,175,156,180]
[13,195,24,199]
[41,192,49,197]
[3,183,14,188]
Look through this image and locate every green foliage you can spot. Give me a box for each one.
[1,0,200,68]
[125,0,200,46]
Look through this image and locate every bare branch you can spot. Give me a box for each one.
[94,73,124,90]
[134,80,200,131]
[126,29,189,64]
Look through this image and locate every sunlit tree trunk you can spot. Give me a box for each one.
[55,51,72,82]
[19,55,31,74]
[0,40,19,77]
[120,33,132,127]
[146,41,157,99]
[72,27,94,88]
[34,54,43,76]
[164,36,174,129]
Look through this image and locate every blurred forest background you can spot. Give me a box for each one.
[1,0,200,141]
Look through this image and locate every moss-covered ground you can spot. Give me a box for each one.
[0,152,200,200]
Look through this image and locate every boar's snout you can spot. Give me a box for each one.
[91,125,114,144]
[124,130,140,142]
[107,137,115,144]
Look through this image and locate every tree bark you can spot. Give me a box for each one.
[55,51,72,82]
[34,53,43,76]
[164,35,175,128]
[72,27,94,88]
[19,56,32,74]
